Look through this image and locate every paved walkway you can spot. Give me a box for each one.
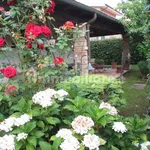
[93,68,129,79]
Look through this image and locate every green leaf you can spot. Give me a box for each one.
[51,137,62,150]
[15,141,23,150]
[46,117,60,125]
[111,146,119,150]
[39,141,51,150]
[25,122,36,132]
[26,144,35,150]
[37,121,45,129]
[139,133,147,141]
[34,131,44,138]
[100,138,106,145]
[27,136,37,148]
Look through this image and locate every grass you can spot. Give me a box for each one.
[120,65,149,117]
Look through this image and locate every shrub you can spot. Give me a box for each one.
[0,85,149,150]
[138,61,149,75]
[57,75,126,108]
[91,38,147,65]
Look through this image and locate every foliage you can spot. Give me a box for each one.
[57,75,126,108]
[117,0,148,59]
[91,38,123,65]
[91,38,146,65]
[138,61,149,75]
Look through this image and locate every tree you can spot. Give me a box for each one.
[117,0,148,62]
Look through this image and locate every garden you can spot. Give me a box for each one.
[0,0,150,150]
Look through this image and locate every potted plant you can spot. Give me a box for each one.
[95,59,104,67]
[111,59,117,69]
[138,61,149,79]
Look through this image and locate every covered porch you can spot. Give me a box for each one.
[54,0,130,76]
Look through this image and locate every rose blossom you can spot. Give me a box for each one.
[46,0,56,14]
[0,7,4,12]
[54,57,64,65]
[7,0,17,6]
[0,66,17,78]
[38,44,44,50]
[4,85,17,95]
[26,42,32,49]
[0,37,5,47]
[25,24,42,40]
[64,21,74,30]
[41,25,51,37]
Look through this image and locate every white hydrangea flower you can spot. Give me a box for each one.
[32,88,57,108]
[0,135,15,150]
[0,114,31,132]
[54,89,69,101]
[99,102,118,115]
[16,133,28,141]
[60,136,80,150]
[141,141,150,150]
[56,128,72,139]
[0,117,16,132]
[83,134,100,150]
[71,116,94,135]
[14,114,31,127]
[112,122,127,133]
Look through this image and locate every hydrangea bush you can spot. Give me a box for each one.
[0,0,150,150]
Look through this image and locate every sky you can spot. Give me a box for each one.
[76,0,122,7]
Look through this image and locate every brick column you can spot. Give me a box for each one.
[74,25,88,75]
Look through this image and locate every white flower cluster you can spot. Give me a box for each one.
[83,134,100,150]
[60,136,80,150]
[56,128,80,150]
[141,141,150,150]
[54,89,69,101]
[71,116,94,135]
[99,102,118,115]
[16,133,28,141]
[0,135,15,150]
[32,88,56,108]
[112,122,127,133]
[56,128,72,139]
[32,88,69,107]
[0,114,31,132]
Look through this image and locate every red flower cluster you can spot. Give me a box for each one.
[38,44,44,50]
[0,66,17,78]
[25,24,51,41]
[7,0,17,6]
[63,21,74,30]
[4,85,17,95]
[0,38,5,47]
[46,0,56,14]
[54,57,64,65]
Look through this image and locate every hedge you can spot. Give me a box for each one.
[91,38,146,65]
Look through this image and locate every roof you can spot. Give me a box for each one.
[0,0,125,36]
[53,0,125,36]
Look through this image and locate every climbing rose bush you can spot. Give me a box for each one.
[0,37,5,47]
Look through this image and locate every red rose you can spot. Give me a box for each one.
[46,0,55,14]
[54,57,64,65]
[63,21,74,30]
[7,0,17,6]
[0,38,5,47]
[38,44,44,50]
[25,24,42,40]
[0,66,17,78]
[26,42,32,49]
[41,26,51,37]
[4,85,16,95]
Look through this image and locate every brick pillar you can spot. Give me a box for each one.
[74,25,88,75]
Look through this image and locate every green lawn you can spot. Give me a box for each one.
[119,65,149,117]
